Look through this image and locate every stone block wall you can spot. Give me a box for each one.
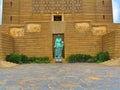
[64,22,102,58]
[14,22,53,58]
[0,33,2,60]
[8,21,104,60]
[102,30,120,58]
[0,32,14,60]
[1,21,120,60]
[2,0,113,24]
[102,31,115,58]
[114,30,120,57]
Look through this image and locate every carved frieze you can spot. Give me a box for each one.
[10,28,24,37]
[27,24,41,32]
[75,23,90,32]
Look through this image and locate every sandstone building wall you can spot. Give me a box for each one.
[14,22,53,58]
[1,22,120,60]
[3,22,103,59]
[64,22,102,57]
[114,30,120,57]
[102,30,120,58]
[1,0,120,61]
[102,31,115,57]
[0,32,14,59]
[2,0,113,24]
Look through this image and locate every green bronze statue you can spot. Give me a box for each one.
[54,35,64,60]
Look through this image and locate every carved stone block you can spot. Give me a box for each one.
[92,26,107,35]
[10,28,24,37]
[75,23,90,32]
[27,24,41,32]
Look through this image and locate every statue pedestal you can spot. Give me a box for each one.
[55,58,62,63]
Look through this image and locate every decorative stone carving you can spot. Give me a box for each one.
[32,0,82,14]
[75,23,90,32]
[10,28,24,37]
[92,26,107,35]
[27,24,41,32]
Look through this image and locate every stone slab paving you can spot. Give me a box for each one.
[0,63,120,90]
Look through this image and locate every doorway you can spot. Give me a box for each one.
[52,34,64,58]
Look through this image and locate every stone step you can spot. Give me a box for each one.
[51,59,66,63]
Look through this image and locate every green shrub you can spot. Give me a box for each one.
[67,54,92,63]
[20,54,29,64]
[87,57,96,63]
[67,54,76,63]
[94,52,110,63]
[6,53,22,64]
[28,56,39,63]
[35,57,50,63]
[82,54,92,62]
[6,53,50,64]
[67,52,110,63]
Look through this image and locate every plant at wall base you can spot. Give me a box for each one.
[28,56,40,63]
[5,53,50,64]
[67,54,76,63]
[87,57,96,63]
[35,57,50,63]
[20,54,29,64]
[67,52,110,63]
[6,53,22,64]
[67,54,92,63]
[94,52,110,63]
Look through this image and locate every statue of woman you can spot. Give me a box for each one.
[54,35,64,59]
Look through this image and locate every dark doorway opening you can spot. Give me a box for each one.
[52,34,64,58]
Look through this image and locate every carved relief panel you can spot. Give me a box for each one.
[92,26,107,35]
[27,24,41,32]
[10,28,24,37]
[75,23,90,32]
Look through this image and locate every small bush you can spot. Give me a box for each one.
[67,54,76,63]
[28,56,39,63]
[29,56,50,63]
[67,52,110,63]
[21,54,29,64]
[35,57,50,63]
[6,53,22,64]
[67,54,92,63]
[87,57,96,63]
[94,52,110,63]
[6,53,50,64]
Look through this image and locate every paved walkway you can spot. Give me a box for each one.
[0,63,120,90]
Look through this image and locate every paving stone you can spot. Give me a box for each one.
[0,63,120,89]
[0,87,5,90]
[74,87,84,90]
[5,86,22,90]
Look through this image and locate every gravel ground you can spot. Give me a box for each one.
[0,63,120,90]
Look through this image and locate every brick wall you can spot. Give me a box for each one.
[2,0,113,24]
[0,25,9,34]
[0,32,14,60]
[102,30,120,58]
[114,30,120,57]
[14,22,53,58]
[64,22,102,58]
[102,31,115,58]
[0,33,2,60]
[12,22,103,60]
[1,22,120,61]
